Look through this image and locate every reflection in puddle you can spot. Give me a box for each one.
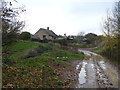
[91,64,94,69]
[76,64,80,70]
[78,61,87,84]
[97,68,102,77]
[79,49,98,56]
[96,65,105,80]
[99,61,106,69]
[78,50,91,56]
[100,61,104,63]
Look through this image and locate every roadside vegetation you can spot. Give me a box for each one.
[2,40,84,88]
[92,2,120,65]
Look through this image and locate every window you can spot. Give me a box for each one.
[43,35,46,38]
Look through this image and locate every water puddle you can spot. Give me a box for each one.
[99,61,106,69]
[78,61,87,84]
[79,50,91,56]
[76,64,80,70]
[96,67,102,78]
[90,52,98,56]
[79,49,98,56]
[91,64,94,69]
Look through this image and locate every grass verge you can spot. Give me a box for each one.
[91,47,119,66]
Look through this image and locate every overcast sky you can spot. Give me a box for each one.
[16,0,116,36]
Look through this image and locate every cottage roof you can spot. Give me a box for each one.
[35,28,57,37]
[47,30,57,37]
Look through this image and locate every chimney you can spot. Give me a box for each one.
[47,27,49,30]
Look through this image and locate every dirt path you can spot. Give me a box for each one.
[51,48,119,88]
[74,49,119,88]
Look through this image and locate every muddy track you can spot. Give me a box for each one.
[75,49,119,88]
[94,58,113,88]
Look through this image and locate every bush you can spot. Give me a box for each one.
[35,45,53,53]
[23,44,53,59]
[20,32,31,40]
[53,39,68,46]
[2,32,19,46]
[23,49,38,58]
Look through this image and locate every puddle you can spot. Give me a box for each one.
[76,64,80,70]
[79,50,91,56]
[99,61,104,63]
[96,65,108,81]
[78,61,87,84]
[91,64,94,69]
[97,68,102,78]
[99,61,106,69]
[79,49,98,56]
[90,52,98,56]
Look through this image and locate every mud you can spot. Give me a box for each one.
[75,49,119,88]
[49,49,119,88]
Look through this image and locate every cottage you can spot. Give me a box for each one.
[34,27,57,40]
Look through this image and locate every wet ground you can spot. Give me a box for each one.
[75,49,119,88]
[50,48,119,88]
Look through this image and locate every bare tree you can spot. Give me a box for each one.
[1,0,26,46]
[101,1,120,61]
[111,2,120,36]
[102,1,120,37]
[77,31,85,37]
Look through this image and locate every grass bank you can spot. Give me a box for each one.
[91,47,119,66]
[3,40,84,88]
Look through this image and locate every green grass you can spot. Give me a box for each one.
[6,40,46,52]
[91,47,101,54]
[3,40,84,88]
[3,40,52,64]
[102,55,119,66]
[91,47,119,66]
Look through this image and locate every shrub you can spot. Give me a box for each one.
[23,49,38,58]
[53,39,68,46]
[35,45,52,53]
[20,32,31,40]
[23,44,53,59]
